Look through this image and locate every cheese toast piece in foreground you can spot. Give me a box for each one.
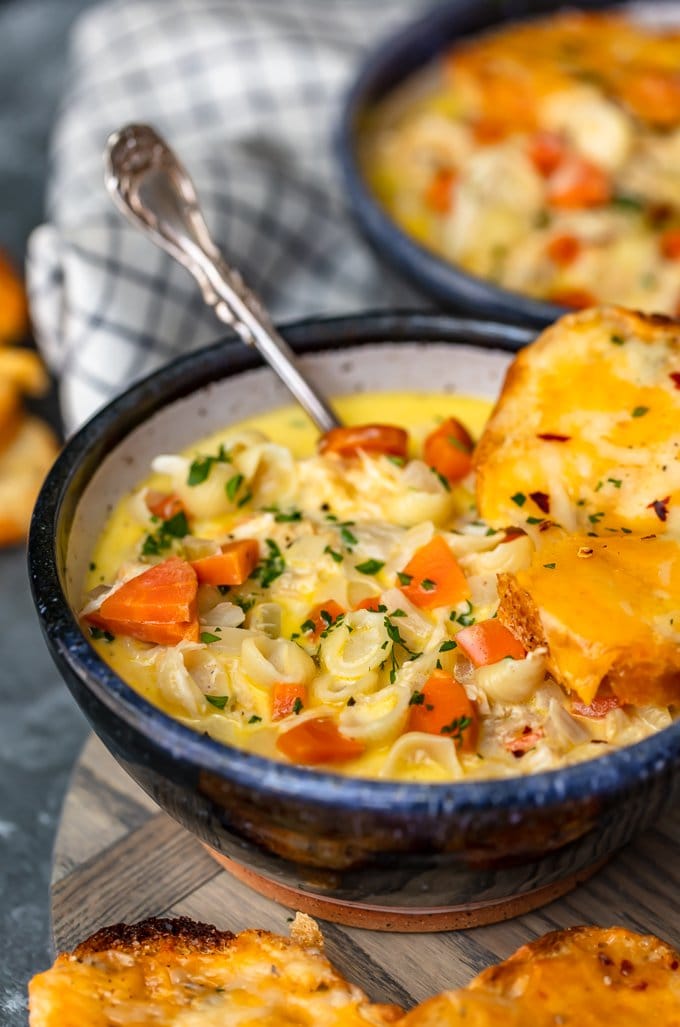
[28,915,402,1027]
[475,306,680,537]
[403,926,680,1027]
[497,529,680,706]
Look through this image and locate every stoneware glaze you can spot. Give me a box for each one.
[337,0,625,327]
[29,313,680,926]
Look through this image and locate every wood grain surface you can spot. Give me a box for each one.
[52,734,680,1008]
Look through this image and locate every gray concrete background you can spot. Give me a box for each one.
[0,2,99,1021]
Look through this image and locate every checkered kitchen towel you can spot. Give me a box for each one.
[27,0,433,433]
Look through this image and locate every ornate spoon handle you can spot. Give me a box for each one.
[105,123,340,433]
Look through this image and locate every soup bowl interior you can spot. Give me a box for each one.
[337,0,630,328]
[29,313,680,917]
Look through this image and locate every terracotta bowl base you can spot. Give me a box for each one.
[204,847,608,932]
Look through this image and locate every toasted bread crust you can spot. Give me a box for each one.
[30,917,680,1026]
[72,915,236,958]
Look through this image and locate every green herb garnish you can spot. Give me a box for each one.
[206,695,229,710]
[355,559,384,575]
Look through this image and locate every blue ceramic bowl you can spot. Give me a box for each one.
[28,312,680,925]
[337,0,625,328]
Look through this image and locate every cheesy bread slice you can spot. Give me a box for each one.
[496,528,680,706]
[475,306,680,537]
[28,915,402,1027]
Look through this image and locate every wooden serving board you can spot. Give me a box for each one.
[52,734,680,1008]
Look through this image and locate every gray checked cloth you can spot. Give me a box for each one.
[27,0,432,433]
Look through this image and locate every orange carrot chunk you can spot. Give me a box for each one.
[271,683,308,720]
[398,536,470,610]
[86,557,199,645]
[407,669,478,752]
[549,288,597,310]
[276,717,365,764]
[318,424,408,460]
[86,609,199,646]
[424,167,457,213]
[304,599,345,639]
[456,619,526,667]
[546,234,582,267]
[547,155,611,209]
[355,595,382,612]
[528,131,566,176]
[660,228,680,261]
[145,490,187,522]
[191,538,259,587]
[423,417,474,483]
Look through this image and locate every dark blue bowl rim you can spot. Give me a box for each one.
[335,0,610,325]
[29,310,680,816]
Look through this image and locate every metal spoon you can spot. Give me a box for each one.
[104,123,340,433]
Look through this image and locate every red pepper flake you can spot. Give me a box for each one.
[529,490,551,514]
[499,527,527,545]
[670,372,680,390]
[537,432,571,442]
[506,726,544,757]
[647,496,670,522]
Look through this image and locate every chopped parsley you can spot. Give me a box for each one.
[340,525,358,547]
[420,578,436,591]
[451,600,475,627]
[608,477,622,489]
[439,639,457,651]
[206,695,229,710]
[588,512,605,525]
[324,545,343,563]
[292,697,304,715]
[611,194,644,212]
[252,538,285,588]
[511,492,527,507]
[409,690,425,706]
[610,334,626,346]
[248,715,262,724]
[89,626,115,642]
[543,563,556,570]
[441,714,472,744]
[526,516,544,525]
[632,406,649,418]
[141,510,189,557]
[432,469,451,492]
[301,619,316,634]
[200,631,221,644]
[355,559,384,575]
[263,506,303,522]
[187,444,231,485]
[225,472,244,502]
[397,571,413,586]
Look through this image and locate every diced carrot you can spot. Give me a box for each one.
[145,490,187,522]
[424,167,457,214]
[617,70,680,129]
[528,131,567,176]
[318,424,408,460]
[276,717,365,764]
[191,538,259,586]
[660,228,680,261]
[305,599,345,639]
[407,669,478,752]
[271,683,307,720]
[398,536,470,610]
[571,689,620,719]
[472,119,508,145]
[547,155,611,209]
[85,557,199,646]
[546,234,582,267]
[423,417,474,483]
[549,288,597,310]
[455,619,525,667]
[86,609,199,646]
[355,595,382,612]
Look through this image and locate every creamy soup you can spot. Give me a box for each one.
[81,392,673,782]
